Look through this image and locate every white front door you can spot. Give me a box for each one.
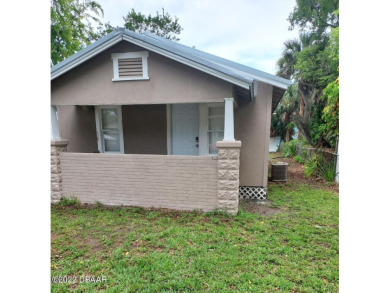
[171,104,199,155]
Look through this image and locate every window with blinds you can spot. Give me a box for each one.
[111,51,149,81]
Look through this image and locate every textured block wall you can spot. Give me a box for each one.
[51,140,68,202]
[60,153,219,212]
[216,141,242,215]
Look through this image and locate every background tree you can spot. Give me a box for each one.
[319,27,339,148]
[276,32,321,143]
[51,0,104,65]
[52,3,183,65]
[123,8,183,41]
[275,1,338,148]
[288,0,339,35]
[271,84,300,142]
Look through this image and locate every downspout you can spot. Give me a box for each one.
[249,80,256,100]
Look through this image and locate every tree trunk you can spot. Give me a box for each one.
[294,82,318,144]
[297,95,304,139]
[291,112,311,143]
[299,95,304,117]
[285,128,291,142]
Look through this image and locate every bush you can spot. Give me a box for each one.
[319,160,337,182]
[301,149,308,159]
[304,154,321,178]
[281,140,300,158]
[57,196,80,207]
[304,152,337,181]
[293,155,305,164]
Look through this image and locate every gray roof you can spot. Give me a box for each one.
[51,28,291,106]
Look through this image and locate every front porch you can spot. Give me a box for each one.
[52,99,235,157]
[51,99,242,214]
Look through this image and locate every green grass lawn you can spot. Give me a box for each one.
[51,183,338,292]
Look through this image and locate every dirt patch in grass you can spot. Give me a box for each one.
[269,153,339,193]
[240,199,284,215]
[85,237,105,251]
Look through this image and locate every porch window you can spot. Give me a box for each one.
[95,106,124,153]
[111,51,149,81]
[207,105,224,155]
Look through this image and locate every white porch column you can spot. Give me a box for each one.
[223,98,235,141]
[51,105,61,140]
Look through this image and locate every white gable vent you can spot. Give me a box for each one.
[111,51,149,81]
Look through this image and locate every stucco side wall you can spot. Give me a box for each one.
[51,41,232,106]
[235,81,273,187]
[122,105,167,154]
[57,106,98,153]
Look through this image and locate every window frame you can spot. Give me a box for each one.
[94,105,125,154]
[111,51,149,81]
[207,103,225,155]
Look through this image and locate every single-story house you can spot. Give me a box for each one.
[51,28,291,214]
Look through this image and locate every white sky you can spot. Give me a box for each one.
[97,0,300,75]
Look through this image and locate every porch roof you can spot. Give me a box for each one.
[51,28,291,111]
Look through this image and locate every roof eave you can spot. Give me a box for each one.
[50,28,291,92]
[51,31,124,80]
[121,33,252,90]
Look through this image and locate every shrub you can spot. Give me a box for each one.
[304,153,322,178]
[293,155,305,164]
[281,140,300,158]
[301,149,308,159]
[319,160,337,182]
[57,196,80,207]
[304,152,337,181]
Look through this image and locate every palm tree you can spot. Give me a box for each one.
[271,84,299,142]
[276,33,317,144]
[276,32,314,79]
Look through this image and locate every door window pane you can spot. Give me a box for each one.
[101,109,119,130]
[209,107,224,116]
[103,132,120,152]
[208,131,224,154]
[209,116,224,130]
[208,105,224,154]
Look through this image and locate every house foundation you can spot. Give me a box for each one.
[239,186,267,200]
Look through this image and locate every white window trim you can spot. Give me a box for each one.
[95,106,125,154]
[198,103,224,156]
[166,104,172,155]
[111,51,149,81]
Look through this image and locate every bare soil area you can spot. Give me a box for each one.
[239,199,285,215]
[268,153,339,193]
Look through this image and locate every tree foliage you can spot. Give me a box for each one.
[321,77,339,148]
[51,3,183,65]
[51,0,104,65]
[288,0,339,35]
[271,84,300,141]
[276,1,339,148]
[123,8,182,41]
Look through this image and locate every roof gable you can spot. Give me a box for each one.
[51,28,291,92]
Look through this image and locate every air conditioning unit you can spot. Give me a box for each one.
[271,162,288,182]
